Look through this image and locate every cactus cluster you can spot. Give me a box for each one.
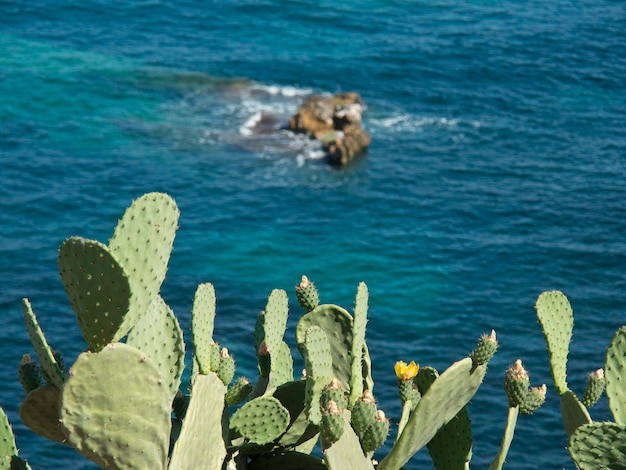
[2,192,560,470]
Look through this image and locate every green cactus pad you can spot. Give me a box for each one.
[230,396,290,445]
[60,343,171,469]
[378,358,488,470]
[535,290,573,395]
[108,192,179,342]
[127,295,185,399]
[605,326,626,424]
[19,385,66,444]
[560,390,592,437]
[416,368,473,470]
[582,369,605,408]
[217,351,236,386]
[569,422,626,470]
[268,341,294,389]
[0,408,17,458]
[350,282,368,407]
[0,456,32,470]
[226,377,253,406]
[21,299,64,388]
[169,373,227,470]
[295,275,320,312]
[296,304,353,388]
[57,237,131,352]
[18,355,43,393]
[323,411,375,470]
[303,326,334,425]
[259,289,289,354]
[191,282,217,374]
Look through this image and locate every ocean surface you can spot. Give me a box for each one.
[1,1,625,468]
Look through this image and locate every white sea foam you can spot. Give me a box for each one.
[250,84,313,97]
[369,114,462,131]
[239,111,262,136]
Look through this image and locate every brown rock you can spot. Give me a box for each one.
[288,92,370,165]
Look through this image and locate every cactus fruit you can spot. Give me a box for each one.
[320,400,345,448]
[519,385,547,415]
[504,360,530,408]
[360,410,390,452]
[169,373,227,470]
[60,343,172,469]
[191,282,217,374]
[21,299,64,388]
[108,192,179,342]
[535,290,573,395]
[582,369,605,408]
[18,355,42,394]
[226,377,253,406]
[217,348,236,386]
[471,330,498,367]
[127,295,185,399]
[350,390,377,439]
[229,397,290,445]
[19,385,66,444]
[605,326,626,424]
[321,378,348,411]
[295,275,320,312]
[57,237,132,352]
[568,422,626,470]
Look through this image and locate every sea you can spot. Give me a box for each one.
[1,1,625,468]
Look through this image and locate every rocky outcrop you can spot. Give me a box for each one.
[288,93,371,165]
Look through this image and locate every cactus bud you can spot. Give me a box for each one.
[321,377,348,411]
[350,390,377,438]
[320,399,344,448]
[520,384,547,415]
[504,359,530,407]
[471,330,498,366]
[582,369,605,408]
[19,354,43,393]
[225,377,253,406]
[295,275,320,312]
[360,409,390,452]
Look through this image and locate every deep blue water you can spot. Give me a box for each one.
[1,1,626,468]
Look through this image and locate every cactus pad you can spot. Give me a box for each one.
[108,192,179,341]
[169,373,227,470]
[350,282,368,406]
[379,358,488,470]
[605,326,626,424]
[19,385,66,444]
[21,299,64,388]
[230,396,290,445]
[0,407,17,458]
[360,410,390,453]
[127,295,185,399]
[60,343,171,469]
[569,422,626,470]
[535,290,573,395]
[191,282,217,374]
[303,326,334,425]
[323,411,375,470]
[57,237,131,352]
[560,390,592,437]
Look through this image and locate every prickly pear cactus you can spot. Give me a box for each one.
[18,355,42,393]
[169,373,227,470]
[350,282,368,406]
[568,422,626,470]
[582,369,605,408]
[21,299,64,387]
[302,326,334,425]
[191,282,217,374]
[229,396,290,445]
[226,377,253,406]
[535,290,573,395]
[295,275,320,312]
[605,326,626,424]
[60,343,172,469]
[323,411,375,470]
[108,192,179,342]
[471,330,498,367]
[19,385,66,444]
[0,407,31,469]
[57,237,132,352]
[126,295,185,399]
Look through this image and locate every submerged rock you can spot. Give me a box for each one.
[288,92,371,165]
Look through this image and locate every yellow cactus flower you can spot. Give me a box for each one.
[394,360,419,380]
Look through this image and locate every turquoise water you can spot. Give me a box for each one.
[1,1,626,467]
